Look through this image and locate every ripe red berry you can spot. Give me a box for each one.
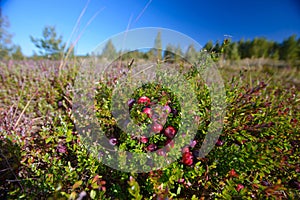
[164,126,176,139]
[151,122,163,133]
[236,184,244,192]
[182,146,190,153]
[140,136,148,144]
[182,151,193,166]
[216,139,224,146]
[229,169,238,177]
[138,96,150,105]
[291,118,298,124]
[143,107,152,118]
[156,149,166,156]
[146,144,157,152]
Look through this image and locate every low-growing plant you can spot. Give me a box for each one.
[0,58,299,199]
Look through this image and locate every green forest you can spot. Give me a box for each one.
[1,16,300,67]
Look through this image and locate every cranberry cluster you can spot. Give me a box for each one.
[128,96,178,152]
[109,94,198,166]
[182,147,194,166]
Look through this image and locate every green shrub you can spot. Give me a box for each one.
[0,60,299,199]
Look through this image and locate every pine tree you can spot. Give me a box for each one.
[154,32,162,61]
[0,16,13,60]
[163,44,175,62]
[30,26,66,60]
[225,41,240,60]
[238,39,251,59]
[203,41,213,52]
[280,35,298,64]
[12,45,24,60]
[101,39,117,60]
[174,45,183,63]
[185,44,198,63]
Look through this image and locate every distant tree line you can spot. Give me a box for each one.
[99,34,300,66]
[0,15,299,66]
[203,35,300,65]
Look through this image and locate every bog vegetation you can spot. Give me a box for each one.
[0,16,300,199]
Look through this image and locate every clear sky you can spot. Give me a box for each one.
[1,0,300,56]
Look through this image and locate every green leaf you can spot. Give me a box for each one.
[177,186,181,195]
[70,191,77,200]
[45,136,53,144]
[72,180,82,190]
[90,190,96,199]
[65,129,73,142]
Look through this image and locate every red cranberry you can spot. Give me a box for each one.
[140,136,148,144]
[291,118,298,124]
[138,96,150,105]
[266,135,274,140]
[182,151,193,166]
[143,107,152,118]
[146,144,157,152]
[156,149,166,156]
[182,146,190,153]
[164,126,176,139]
[151,122,163,133]
[216,139,224,146]
[236,184,244,192]
[229,169,238,177]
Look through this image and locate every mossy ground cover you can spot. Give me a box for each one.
[0,59,299,199]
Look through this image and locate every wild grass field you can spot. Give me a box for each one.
[0,57,299,199]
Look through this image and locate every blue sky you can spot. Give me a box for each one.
[1,0,300,56]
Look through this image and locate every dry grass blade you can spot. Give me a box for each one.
[116,0,152,68]
[13,90,38,130]
[64,0,91,53]
[59,0,105,74]
[133,0,153,24]
[12,82,25,120]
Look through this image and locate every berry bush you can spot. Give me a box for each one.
[0,59,299,199]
